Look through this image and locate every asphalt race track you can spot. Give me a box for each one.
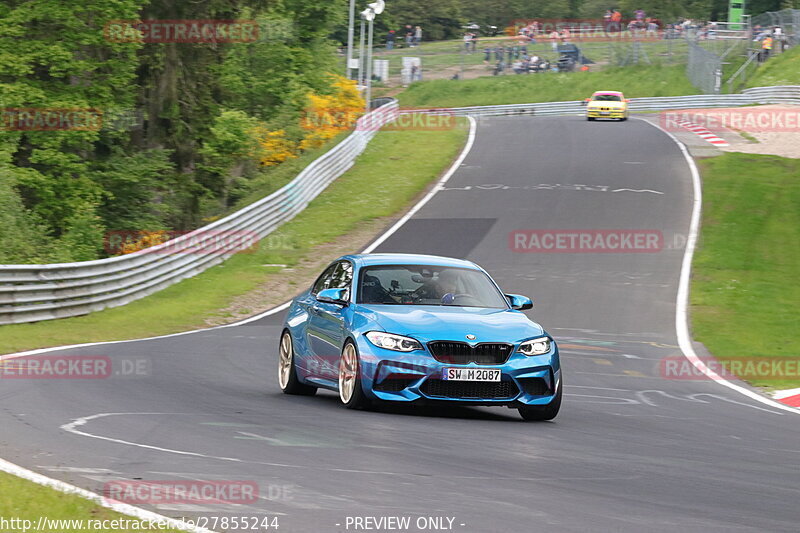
[1,116,798,533]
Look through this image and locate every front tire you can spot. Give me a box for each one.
[339,341,369,409]
[518,382,561,421]
[278,331,317,396]
[587,116,594,121]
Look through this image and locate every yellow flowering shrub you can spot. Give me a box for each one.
[300,75,365,151]
[118,230,170,255]
[252,128,298,167]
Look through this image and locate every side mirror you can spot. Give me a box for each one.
[581,98,589,106]
[317,288,349,306]
[506,294,533,311]
[625,98,631,103]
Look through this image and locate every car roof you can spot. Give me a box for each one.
[341,253,482,270]
[593,91,624,95]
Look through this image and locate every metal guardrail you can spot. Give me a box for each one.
[419,86,800,118]
[0,99,399,325]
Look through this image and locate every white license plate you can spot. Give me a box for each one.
[442,368,501,382]
[600,111,610,115]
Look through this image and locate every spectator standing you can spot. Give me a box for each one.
[414,26,422,47]
[484,47,492,63]
[463,32,472,52]
[549,29,559,51]
[404,25,414,47]
[611,9,622,32]
[773,26,785,51]
[604,10,612,32]
[760,35,773,62]
[386,30,395,51]
[471,33,478,53]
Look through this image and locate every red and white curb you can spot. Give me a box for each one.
[773,388,800,408]
[677,121,730,147]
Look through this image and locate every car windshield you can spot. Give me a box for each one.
[593,94,622,102]
[358,265,509,308]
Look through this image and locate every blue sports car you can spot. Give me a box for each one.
[278,254,561,421]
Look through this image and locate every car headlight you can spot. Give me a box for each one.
[518,337,552,356]
[365,331,422,352]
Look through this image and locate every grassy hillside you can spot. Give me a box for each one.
[693,153,800,390]
[747,45,800,87]
[397,64,697,108]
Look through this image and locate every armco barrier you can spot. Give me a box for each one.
[0,99,399,325]
[2,87,799,325]
[419,86,800,118]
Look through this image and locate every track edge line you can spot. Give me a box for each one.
[637,118,800,415]
[0,458,217,533]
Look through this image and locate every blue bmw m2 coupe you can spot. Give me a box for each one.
[278,254,561,421]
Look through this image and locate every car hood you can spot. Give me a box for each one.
[356,305,545,344]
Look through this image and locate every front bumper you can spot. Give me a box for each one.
[354,336,561,406]
[587,108,627,119]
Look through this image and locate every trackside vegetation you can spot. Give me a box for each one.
[0,471,184,533]
[397,64,697,108]
[692,153,800,390]
[746,45,800,88]
[0,119,469,355]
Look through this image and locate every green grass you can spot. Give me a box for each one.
[397,64,697,108]
[0,471,183,532]
[692,153,800,390]
[231,131,349,211]
[373,38,689,79]
[747,44,800,87]
[0,119,469,355]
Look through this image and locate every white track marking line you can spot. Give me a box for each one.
[0,458,214,533]
[0,116,480,521]
[638,118,800,415]
[774,388,800,400]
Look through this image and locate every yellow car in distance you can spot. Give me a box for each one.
[584,91,630,121]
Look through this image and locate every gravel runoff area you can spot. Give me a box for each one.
[679,104,800,159]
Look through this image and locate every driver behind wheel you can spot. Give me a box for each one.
[417,269,459,302]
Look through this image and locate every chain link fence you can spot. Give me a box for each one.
[752,9,800,48]
[686,40,724,94]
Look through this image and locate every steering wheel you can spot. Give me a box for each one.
[441,293,478,305]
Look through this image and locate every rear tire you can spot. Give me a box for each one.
[518,382,561,421]
[587,117,594,121]
[339,341,369,410]
[278,331,317,396]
